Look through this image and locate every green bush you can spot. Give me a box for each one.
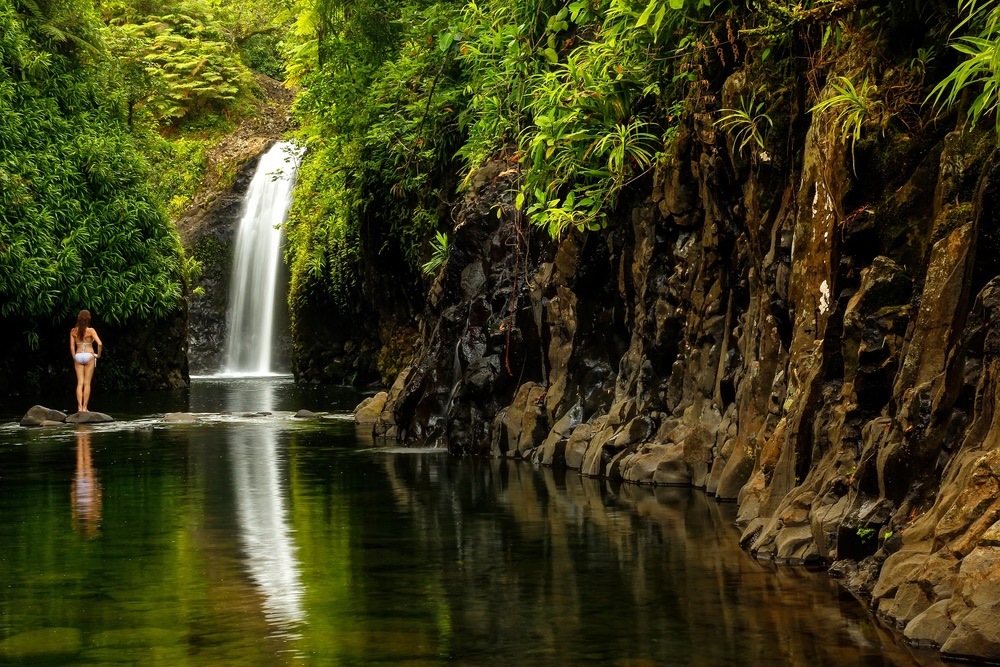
[0,0,183,324]
[103,0,258,128]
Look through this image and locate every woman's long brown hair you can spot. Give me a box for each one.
[75,310,91,342]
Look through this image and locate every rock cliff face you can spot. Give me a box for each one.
[371,65,1000,660]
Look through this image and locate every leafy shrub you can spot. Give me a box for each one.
[0,0,183,324]
[103,0,257,128]
[457,0,718,236]
[240,32,285,79]
[285,1,466,313]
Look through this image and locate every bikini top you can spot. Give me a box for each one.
[73,331,94,348]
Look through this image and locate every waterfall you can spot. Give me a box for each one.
[223,141,303,375]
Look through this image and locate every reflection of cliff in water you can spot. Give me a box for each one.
[230,426,306,637]
[377,455,937,666]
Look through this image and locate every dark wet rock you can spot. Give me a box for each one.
[294,409,318,418]
[20,405,67,427]
[65,411,113,424]
[163,413,198,422]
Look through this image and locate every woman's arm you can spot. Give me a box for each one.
[69,331,76,358]
[90,329,103,358]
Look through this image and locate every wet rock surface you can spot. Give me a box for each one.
[20,405,67,426]
[65,412,114,424]
[367,61,1000,661]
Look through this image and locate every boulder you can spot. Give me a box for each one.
[354,392,388,424]
[904,599,955,647]
[64,411,113,424]
[19,405,67,427]
[942,601,1000,660]
[294,409,318,418]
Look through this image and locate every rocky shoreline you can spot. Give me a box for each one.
[360,65,1000,661]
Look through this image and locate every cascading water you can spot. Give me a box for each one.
[223,141,303,375]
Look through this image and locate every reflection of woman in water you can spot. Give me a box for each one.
[69,310,102,413]
[71,428,102,538]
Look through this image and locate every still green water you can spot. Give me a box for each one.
[0,378,943,666]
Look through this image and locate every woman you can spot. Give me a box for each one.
[69,310,103,413]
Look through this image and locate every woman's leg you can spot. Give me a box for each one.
[82,359,95,412]
[74,361,85,412]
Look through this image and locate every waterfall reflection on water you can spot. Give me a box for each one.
[229,425,306,640]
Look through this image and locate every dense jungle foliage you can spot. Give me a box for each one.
[0,0,185,327]
[281,0,1000,339]
[0,0,285,346]
[8,0,1000,379]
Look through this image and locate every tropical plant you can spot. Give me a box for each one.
[421,231,451,275]
[929,0,1000,139]
[0,0,184,324]
[457,0,723,236]
[103,0,257,127]
[716,94,773,156]
[810,75,883,167]
[284,0,467,317]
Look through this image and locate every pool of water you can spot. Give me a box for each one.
[0,379,943,665]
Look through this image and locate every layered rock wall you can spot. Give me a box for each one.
[371,58,1000,661]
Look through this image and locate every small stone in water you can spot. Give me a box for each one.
[162,413,198,422]
[294,409,318,418]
